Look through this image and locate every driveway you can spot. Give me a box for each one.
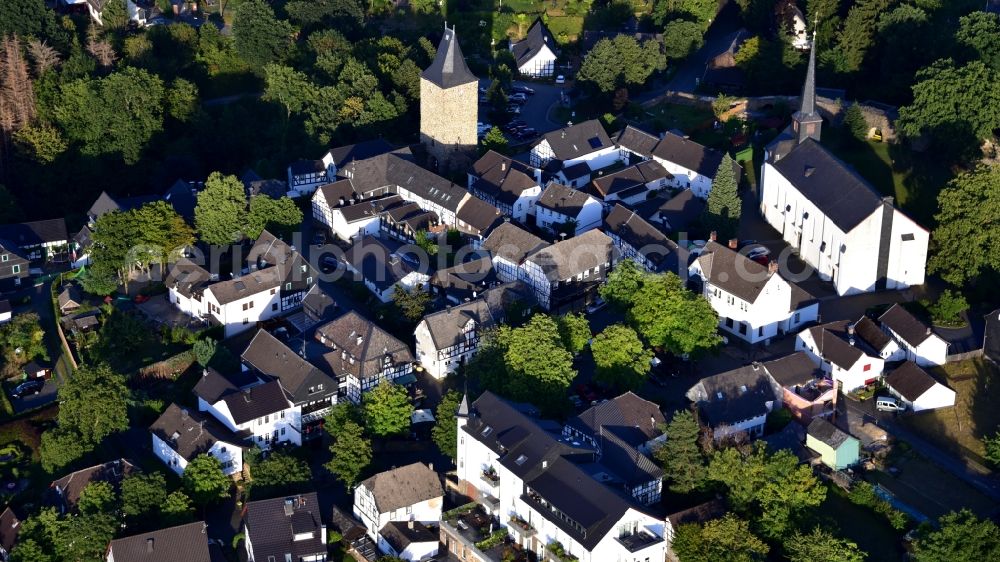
[8,379,58,413]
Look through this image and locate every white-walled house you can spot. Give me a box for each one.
[377,521,439,562]
[535,182,602,236]
[520,229,614,311]
[451,392,667,562]
[689,239,818,345]
[796,320,885,391]
[530,120,619,172]
[511,19,558,77]
[193,369,301,449]
[603,205,685,274]
[852,316,903,361]
[149,403,244,477]
[686,364,783,440]
[468,151,542,223]
[244,493,327,562]
[481,222,550,285]
[884,361,955,412]
[287,159,330,198]
[614,125,734,199]
[107,521,215,562]
[344,236,430,303]
[589,160,672,207]
[879,304,949,367]
[320,138,396,178]
[354,462,443,542]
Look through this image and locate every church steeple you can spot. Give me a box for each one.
[791,28,822,144]
[421,24,478,90]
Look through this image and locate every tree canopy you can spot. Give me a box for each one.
[432,390,462,460]
[703,154,741,241]
[591,324,652,391]
[629,272,722,357]
[232,0,293,67]
[363,380,413,437]
[654,410,706,493]
[784,527,866,562]
[671,514,769,562]
[556,313,591,354]
[182,454,232,505]
[195,172,249,245]
[928,164,1000,286]
[326,420,372,489]
[578,35,666,95]
[245,448,312,496]
[912,510,1000,562]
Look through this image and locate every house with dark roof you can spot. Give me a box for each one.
[760,38,928,296]
[521,229,615,311]
[162,179,202,224]
[764,351,832,423]
[243,493,326,562]
[853,315,903,361]
[241,330,339,439]
[0,241,28,291]
[686,363,783,440]
[650,133,736,199]
[511,19,558,77]
[482,223,550,286]
[0,219,69,264]
[451,392,666,562]
[303,285,338,324]
[344,236,430,303]
[630,188,705,234]
[589,160,672,206]
[690,237,818,345]
[414,282,533,379]
[603,205,684,274]
[429,256,499,304]
[805,417,860,470]
[884,361,955,412]
[878,304,949,367]
[354,462,443,543]
[796,319,885,391]
[49,459,136,514]
[242,169,288,200]
[530,120,619,173]
[74,191,160,261]
[193,369,299,449]
[314,310,414,403]
[535,182,602,236]
[562,393,665,505]
[376,520,439,562]
[615,125,661,164]
[106,521,216,562]
[379,200,441,243]
[320,138,396,178]
[286,159,330,198]
[0,507,20,561]
[468,151,542,223]
[150,403,245,476]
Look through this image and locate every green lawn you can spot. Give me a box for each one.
[872,448,997,520]
[820,485,905,562]
[642,101,715,135]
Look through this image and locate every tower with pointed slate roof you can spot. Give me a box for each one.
[420,25,478,169]
[791,29,822,144]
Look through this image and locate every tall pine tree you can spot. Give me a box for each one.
[654,410,707,493]
[703,154,741,240]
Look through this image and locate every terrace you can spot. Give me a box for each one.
[441,503,536,562]
[616,530,663,553]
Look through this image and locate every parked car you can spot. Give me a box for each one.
[508,93,527,103]
[512,85,535,95]
[508,119,527,128]
[517,127,537,139]
[506,105,521,114]
[876,396,904,412]
[586,297,607,314]
[11,380,43,399]
[555,75,566,84]
[320,255,339,273]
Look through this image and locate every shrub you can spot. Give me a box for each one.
[928,290,968,327]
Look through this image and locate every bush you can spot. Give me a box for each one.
[843,103,868,141]
[928,290,968,327]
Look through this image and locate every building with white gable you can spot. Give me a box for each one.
[149,403,245,477]
[192,369,301,449]
[530,120,619,173]
[511,19,558,77]
[796,320,885,391]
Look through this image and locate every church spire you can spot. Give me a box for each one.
[791,26,822,144]
[421,24,478,90]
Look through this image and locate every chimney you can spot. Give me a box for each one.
[146,538,154,553]
[728,238,738,250]
[408,521,414,530]
[501,161,506,172]
[356,335,363,346]
[926,327,932,335]
[542,460,548,469]
[709,231,717,242]
[768,260,779,276]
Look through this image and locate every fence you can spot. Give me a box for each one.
[947,349,983,363]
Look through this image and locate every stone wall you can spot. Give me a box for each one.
[420,78,478,169]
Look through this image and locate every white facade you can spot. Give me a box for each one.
[197,396,301,449]
[759,162,929,296]
[530,140,620,172]
[689,262,818,344]
[713,412,769,441]
[650,156,714,198]
[0,309,10,324]
[150,433,243,477]
[286,165,330,198]
[378,531,439,562]
[203,285,284,339]
[796,329,884,391]
[535,198,602,237]
[414,317,481,380]
[513,45,557,77]
[353,484,443,542]
[883,327,948,367]
[889,382,956,413]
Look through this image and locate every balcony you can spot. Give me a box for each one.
[544,541,579,562]
[480,467,500,487]
[508,515,536,537]
[615,531,663,553]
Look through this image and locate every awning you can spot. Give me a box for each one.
[392,373,418,386]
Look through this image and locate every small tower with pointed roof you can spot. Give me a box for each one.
[420,24,479,170]
[791,29,822,144]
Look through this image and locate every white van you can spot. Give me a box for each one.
[876,397,904,412]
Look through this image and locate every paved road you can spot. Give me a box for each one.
[478,79,568,144]
[842,397,1000,503]
[665,2,742,94]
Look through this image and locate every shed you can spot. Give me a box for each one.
[805,417,859,470]
[884,361,955,412]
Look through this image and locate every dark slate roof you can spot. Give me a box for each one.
[380,521,437,553]
[561,162,592,181]
[590,160,670,198]
[471,151,540,207]
[0,507,20,555]
[536,182,596,217]
[879,304,936,347]
[221,380,291,425]
[337,194,405,224]
[421,25,477,89]
[342,152,468,214]
[150,404,244,462]
[0,219,68,246]
[241,330,337,405]
[207,231,316,305]
[884,361,941,401]
[329,506,367,543]
[527,230,614,282]
[985,309,1000,364]
[540,120,613,161]
[162,180,200,222]
[50,459,136,511]
[568,392,664,446]
[303,285,337,321]
[108,521,212,562]
[772,139,886,232]
[687,365,779,427]
[430,256,498,295]
[289,159,325,175]
[614,125,660,158]
[464,392,652,551]
[316,179,360,207]
[324,138,396,169]
[193,368,239,404]
[696,240,812,306]
[244,493,325,562]
[512,19,557,67]
[482,222,549,264]
[763,351,820,388]
[631,189,705,233]
[314,310,414,381]
[651,132,730,179]
[245,178,287,200]
[206,266,284,305]
[0,300,9,315]
[807,417,853,449]
[419,283,529,350]
[165,258,212,298]
[358,462,442,513]
[807,320,876,370]
[854,316,893,351]
[456,196,503,235]
[665,499,727,529]
[603,205,683,272]
[346,235,417,293]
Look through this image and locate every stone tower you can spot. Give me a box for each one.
[791,29,822,144]
[420,25,478,170]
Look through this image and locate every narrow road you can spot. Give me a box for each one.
[664,2,743,94]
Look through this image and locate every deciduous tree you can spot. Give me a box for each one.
[556,313,591,354]
[183,454,232,505]
[480,126,509,156]
[193,338,218,367]
[956,12,1000,71]
[232,0,293,67]
[785,527,866,562]
[78,481,117,515]
[195,172,248,245]
[671,514,769,562]
[898,60,1000,149]
[363,380,413,437]
[161,490,195,526]
[121,473,168,520]
[391,285,432,323]
[324,401,361,436]
[599,259,645,310]
[591,324,651,391]
[246,194,303,240]
[927,164,1000,285]
[578,36,665,95]
[662,19,704,60]
[432,390,462,460]
[245,448,312,496]
[326,420,372,488]
[912,510,1000,562]
[629,272,721,358]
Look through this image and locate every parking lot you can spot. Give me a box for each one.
[478,79,568,148]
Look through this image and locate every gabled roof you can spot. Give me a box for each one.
[205,266,284,305]
[482,222,549,264]
[165,257,212,297]
[419,283,529,351]
[316,179,360,208]
[568,392,664,446]
[221,380,291,425]
[0,219,68,246]
[380,521,437,552]
[807,417,854,449]
[241,330,337,405]
[806,320,875,370]
[342,152,468,214]
[879,304,937,348]
[603,205,683,272]
[288,159,325,175]
[337,194,405,224]
[762,351,820,387]
[614,125,660,158]
[303,285,337,321]
[163,180,200,222]
[244,493,325,562]
[315,310,414,381]
[324,138,396,169]
[696,240,811,306]
[0,506,21,555]
[107,521,213,562]
[193,368,241,404]
[358,462,443,513]
[884,361,943,401]
[421,25,477,89]
[429,256,498,294]
[651,132,733,179]
[536,182,597,218]
[456,196,503,235]
[854,316,893,351]
[50,459,136,511]
[687,365,780,427]
[512,19,557,67]
[470,151,540,207]
[590,160,671,198]
[150,403,245,461]
[526,229,614,282]
[631,188,705,233]
[539,120,613,161]
[772,139,887,232]
[346,235,418,293]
